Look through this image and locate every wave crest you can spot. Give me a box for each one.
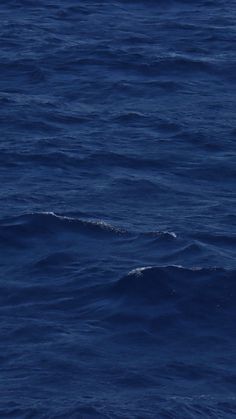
[0,212,177,243]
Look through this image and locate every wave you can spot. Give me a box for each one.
[1,396,235,419]
[1,60,46,83]
[0,212,128,240]
[112,265,235,305]
[2,249,234,326]
[0,149,170,170]
[104,265,236,334]
[2,212,235,272]
[0,212,177,240]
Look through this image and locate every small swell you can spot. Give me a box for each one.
[108,266,236,325]
[114,264,235,296]
[0,149,168,171]
[113,111,148,123]
[194,232,236,248]
[0,213,178,250]
[86,151,165,170]
[142,230,177,239]
[2,60,46,83]
[0,212,128,240]
[111,55,216,78]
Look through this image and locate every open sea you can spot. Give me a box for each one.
[0,0,236,417]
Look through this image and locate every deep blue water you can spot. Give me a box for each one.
[0,0,236,417]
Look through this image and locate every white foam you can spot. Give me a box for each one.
[128,266,154,277]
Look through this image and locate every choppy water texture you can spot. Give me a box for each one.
[0,0,236,417]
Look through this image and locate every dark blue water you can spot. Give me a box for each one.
[0,0,236,417]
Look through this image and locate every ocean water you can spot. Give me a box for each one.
[0,0,236,417]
